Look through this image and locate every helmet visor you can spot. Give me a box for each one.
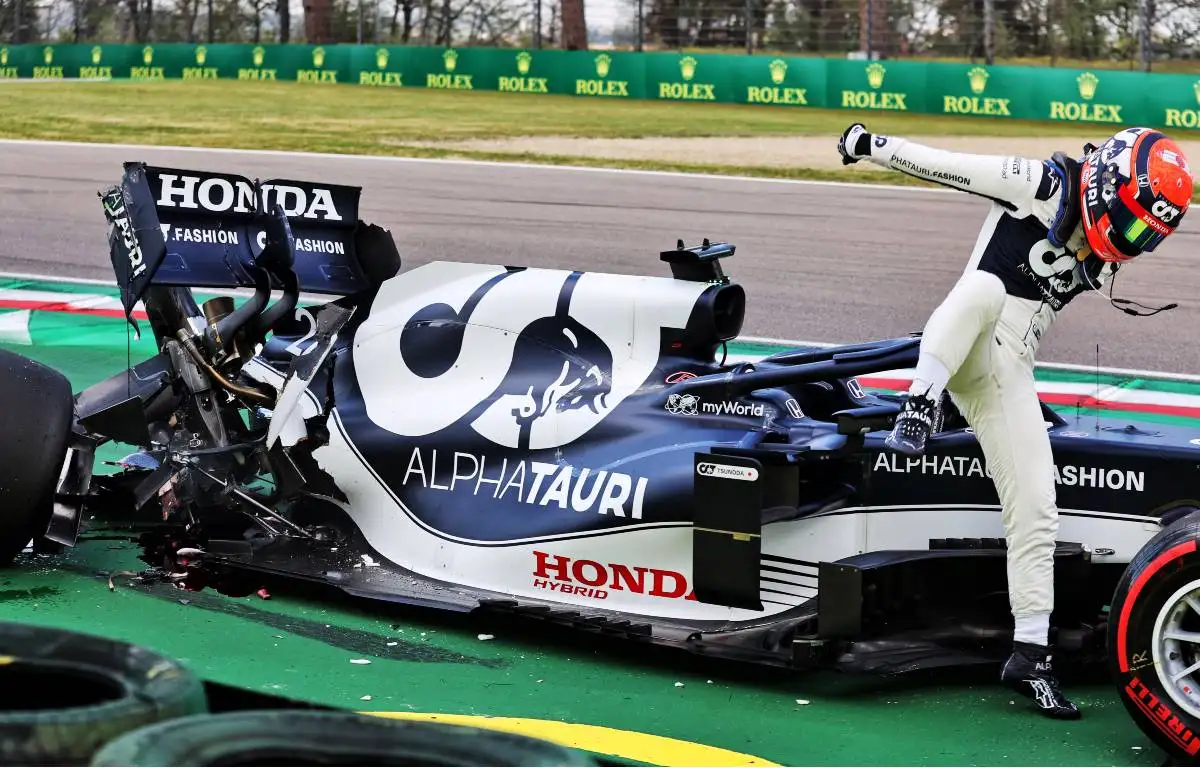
[1110,204,1167,252]
[1112,180,1174,254]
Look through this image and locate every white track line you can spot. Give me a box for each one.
[737,334,1200,383]
[0,138,958,195]
[0,272,326,305]
[4,272,1196,383]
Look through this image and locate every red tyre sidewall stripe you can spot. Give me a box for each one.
[1118,540,1198,672]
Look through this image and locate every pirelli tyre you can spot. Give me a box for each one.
[1109,510,1200,764]
[90,711,597,766]
[0,621,209,765]
[0,347,74,566]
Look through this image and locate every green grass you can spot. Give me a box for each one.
[0,78,1178,191]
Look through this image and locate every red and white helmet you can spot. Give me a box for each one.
[1081,127,1193,263]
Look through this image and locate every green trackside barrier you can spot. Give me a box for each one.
[3,43,1200,131]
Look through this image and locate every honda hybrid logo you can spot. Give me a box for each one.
[155,173,344,221]
[696,462,758,482]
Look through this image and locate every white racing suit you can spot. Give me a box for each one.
[861,136,1112,626]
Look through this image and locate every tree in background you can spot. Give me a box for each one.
[303,0,330,40]
[388,0,418,40]
[6,0,1200,66]
[560,0,585,46]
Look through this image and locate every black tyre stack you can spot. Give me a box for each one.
[0,621,596,766]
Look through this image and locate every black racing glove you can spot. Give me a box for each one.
[837,123,873,165]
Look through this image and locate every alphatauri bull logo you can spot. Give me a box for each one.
[493,274,614,449]
[353,263,704,451]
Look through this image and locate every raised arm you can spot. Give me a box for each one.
[837,123,1058,213]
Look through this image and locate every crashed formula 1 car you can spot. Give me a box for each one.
[5,163,1200,761]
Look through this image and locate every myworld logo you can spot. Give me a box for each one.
[665,395,764,418]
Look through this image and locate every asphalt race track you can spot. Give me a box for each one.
[2,139,1199,373]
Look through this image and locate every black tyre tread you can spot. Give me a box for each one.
[0,621,208,765]
[0,348,74,566]
[90,710,597,767]
[1109,511,1200,763]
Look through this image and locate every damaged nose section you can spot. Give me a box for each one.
[264,301,354,450]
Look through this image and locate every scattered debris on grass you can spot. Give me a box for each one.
[107,570,139,591]
[350,658,372,665]
[796,699,810,706]
[674,682,685,688]
[386,642,398,647]
[361,695,373,701]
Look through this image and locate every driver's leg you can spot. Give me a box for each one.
[948,316,1079,720]
[885,270,1005,456]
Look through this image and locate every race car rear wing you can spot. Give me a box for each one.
[100,162,400,321]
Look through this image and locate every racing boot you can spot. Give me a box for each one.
[883,390,938,457]
[1000,641,1081,720]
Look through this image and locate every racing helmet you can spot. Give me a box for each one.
[1081,127,1193,262]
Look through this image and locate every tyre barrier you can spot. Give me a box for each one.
[0,621,208,766]
[0,621,597,767]
[89,711,597,767]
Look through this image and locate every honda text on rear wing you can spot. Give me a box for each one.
[99,162,400,322]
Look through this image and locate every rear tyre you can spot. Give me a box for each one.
[0,348,74,566]
[0,621,209,765]
[90,711,597,766]
[1109,511,1200,762]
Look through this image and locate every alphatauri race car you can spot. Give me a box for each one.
[4,163,1200,761]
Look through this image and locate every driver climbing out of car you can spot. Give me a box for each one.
[837,124,1193,720]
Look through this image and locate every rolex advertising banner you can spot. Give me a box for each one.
[215,44,347,82]
[491,48,557,95]
[0,44,35,78]
[351,46,410,88]
[406,46,499,93]
[558,50,646,99]
[1148,73,1200,131]
[1032,67,1149,127]
[728,55,827,109]
[291,44,354,83]
[645,52,735,104]
[2,43,1199,134]
[826,59,929,113]
[925,63,1036,121]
